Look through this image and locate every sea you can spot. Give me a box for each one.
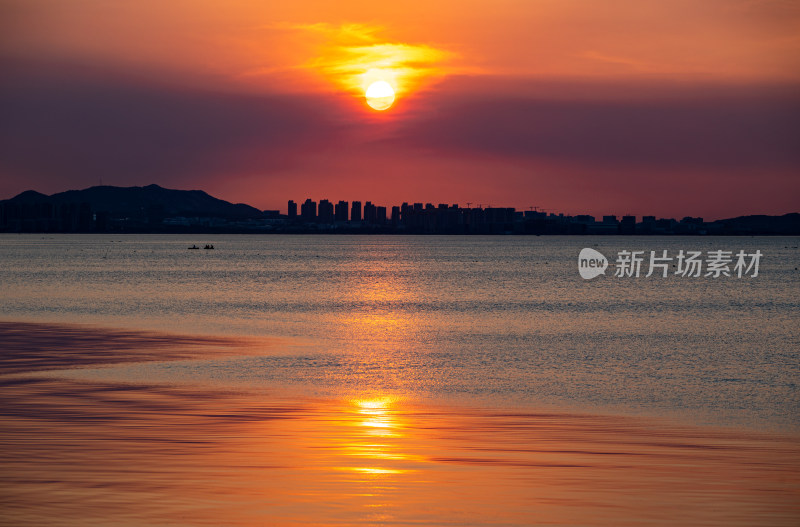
[1,234,798,525]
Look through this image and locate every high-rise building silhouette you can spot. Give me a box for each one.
[318,199,334,224]
[4,187,775,235]
[351,201,362,222]
[335,200,348,222]
[400,203,411,222]
[620,215,636,234]
[301,199,317,222]
[273,194,744,236]
[364,201,376,224]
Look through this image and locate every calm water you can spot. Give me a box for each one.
[1,234,798,429]
[1,234,799,525]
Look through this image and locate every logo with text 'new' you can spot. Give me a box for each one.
[578,248,609,279]
[579,248,761,280]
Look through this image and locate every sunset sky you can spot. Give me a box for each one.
[1,0,798,218]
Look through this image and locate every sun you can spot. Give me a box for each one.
[365,81,395,111]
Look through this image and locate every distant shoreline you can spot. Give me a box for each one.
[3,184,799,235]
[3,230,800,236]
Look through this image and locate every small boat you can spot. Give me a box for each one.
[204,244,214,250]
[188,245,199,250]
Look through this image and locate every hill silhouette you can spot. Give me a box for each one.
[5,184,262,220]
[709,213,800,235]
[1,184,797,234]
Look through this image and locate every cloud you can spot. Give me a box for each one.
[1,59,797,218]
[0,59,353,193]
[388,77,800,171]
[277,23,461,98]
[579,51,662,74]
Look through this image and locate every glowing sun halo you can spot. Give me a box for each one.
[365,81,395,111]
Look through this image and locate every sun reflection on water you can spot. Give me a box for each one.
[337,396,419,477]
[4,375,798,526]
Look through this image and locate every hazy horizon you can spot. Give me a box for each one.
[2,1,799,218]
[3,181,798,222]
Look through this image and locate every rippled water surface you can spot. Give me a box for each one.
[0,234,798,525]
[2,234,798,428]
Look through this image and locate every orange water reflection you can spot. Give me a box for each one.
[333,250,419,347]
[2,376,800,526]
[341,397,419,472]
[2,320,799,526]
[321,250,430,395]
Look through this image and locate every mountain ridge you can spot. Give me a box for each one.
[1,184,798,234]
[4,184,263,219]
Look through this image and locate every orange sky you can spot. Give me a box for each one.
[8,0,799,83]
[1,0,799,218]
